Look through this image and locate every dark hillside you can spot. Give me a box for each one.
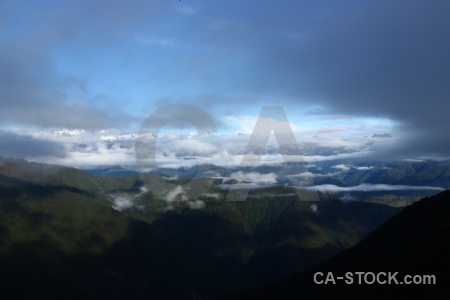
[227,190,450,299]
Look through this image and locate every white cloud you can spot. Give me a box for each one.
[187,200,205,209]
[301,151,372,163]
[333,164,351,171]
[201,193,221,200]
[331,164,374,171]
[169,138,218,155]
[228,171,278,185]
[402,159,424,163]
[355,166,373,170]
[3,119,430,171]
[165,185,186,203]
[23,129,373,170]
[288,171,338,178]
[289,172,315,178]
[162,186,207,210]
[303,184,445,193]
[112,197,133,211]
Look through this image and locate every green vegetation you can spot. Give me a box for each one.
[227,190,450,299]
[150,188,400,284]
[0,178,254,299]
[3,157,443,299]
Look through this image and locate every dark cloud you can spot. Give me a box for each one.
[288,0,450,117]
[0,0,448,159]
[0,131,66,158]
[182,0,450,157]
[283,0,450,157]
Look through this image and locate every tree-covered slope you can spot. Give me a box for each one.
[0,177,254,300]
[150,187,401,284]
[227,190,450,300]
[0,157,421,298]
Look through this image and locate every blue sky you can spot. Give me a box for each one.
[0,0,449,168]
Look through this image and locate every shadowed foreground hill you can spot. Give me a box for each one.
[152,192,401,285]
[0,157,405,298]
[225,190,450,300]
[0,178,254,300]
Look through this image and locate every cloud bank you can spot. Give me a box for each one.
[1,0,448,165]
[304,184,445,193]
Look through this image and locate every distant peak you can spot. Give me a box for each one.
[53,129,85,136]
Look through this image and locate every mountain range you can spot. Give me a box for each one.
[225,190,450,299]
[0,156,448,299]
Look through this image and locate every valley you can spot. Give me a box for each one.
[0,157,448,299]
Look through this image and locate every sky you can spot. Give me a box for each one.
[0,0,449,169]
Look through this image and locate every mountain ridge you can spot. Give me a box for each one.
[1,156,446,299]
[225,190,450,299]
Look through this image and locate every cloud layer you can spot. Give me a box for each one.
[1,0,448,163]
[304,184,445,193]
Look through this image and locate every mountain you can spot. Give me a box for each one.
[0,157,405,297]
[0,156,141,192]
[226,190,450,299]
[0,161,254,299]
[157,195,400,283]
[53,129,85,137]
[313,159,450,188]
[127,184,401,284]
[147,159,450,190]
[134,159,450,209]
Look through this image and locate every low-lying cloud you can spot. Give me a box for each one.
[228,171,278,185]
[165,185,187,203]
[112,196,133,211]
[304,184,445,193]
[163,185,206,211]
[188,200,206,210]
